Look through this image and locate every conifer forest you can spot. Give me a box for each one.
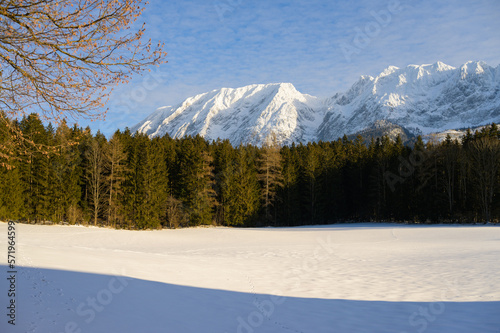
[1,114,499,228]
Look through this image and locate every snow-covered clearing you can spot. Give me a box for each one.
[1,222,499,332]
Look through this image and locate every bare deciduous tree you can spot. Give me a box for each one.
[0,0,166,159]
[258,133,282,224]
[105,132,126,226]
[166,195,187,229]
[86,137,105,225]
[468,137,500,222]
[440,138,461,216]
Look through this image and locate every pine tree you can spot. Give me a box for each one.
[2,116,499,227]
[368,136,395,218]
[301,143,321,224]
[225,146,260,226]
[213,139,237,225]
[278,144,301,225]
[0,116,24,219]
[138,137,169,229]
[341,135,369,219]
[192,150,217,225]
[177,137,216,226]
[121,131,148,228]
[18,114,51,222]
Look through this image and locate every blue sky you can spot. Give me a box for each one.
[87,0,500,136]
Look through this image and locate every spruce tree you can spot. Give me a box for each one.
[278,144,301,226]
[225,146,260,226]
[139,137,169,229]
[121,131,148,228]
[213,139,237,225]
[18,114,51,222]
[0,116,24,219]
[177,137,216,226]
[300,143,321,224]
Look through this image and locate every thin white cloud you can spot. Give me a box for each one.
[85,0,500,136]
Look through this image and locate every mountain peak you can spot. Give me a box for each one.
[379,65,400,77]
[460,60,487,77]
[433,61,455,72]
[132,61,500,146]
[132,82,318,146]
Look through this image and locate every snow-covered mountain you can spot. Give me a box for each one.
[132,61,500,145]
[133,83,323,145]
[318,61,500,141]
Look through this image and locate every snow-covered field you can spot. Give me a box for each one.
[1,222,499,333]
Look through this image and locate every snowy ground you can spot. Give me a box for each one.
[1,222,499,333]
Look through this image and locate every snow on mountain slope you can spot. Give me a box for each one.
[133,61,500,145]
[133,83,323,146]
[318,61,500,141]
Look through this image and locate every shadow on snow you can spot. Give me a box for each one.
[1,266,499,333]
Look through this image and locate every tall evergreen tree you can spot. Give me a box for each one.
[301,143,321,224]
[177,137,216,226]
[213,139,237,225]
[121,131,148,227]
[138,137,169,229]
[278,144,301,225]
[0,116,24,219]
[225,146,260,226]
[49,121,82,222]
[257,134,282,225]
[18,114,51,222]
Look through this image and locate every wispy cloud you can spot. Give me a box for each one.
[85,0,500,135]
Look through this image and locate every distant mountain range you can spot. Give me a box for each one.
[132,61,500,145]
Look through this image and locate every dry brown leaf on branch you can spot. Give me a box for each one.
[0,0,167,166]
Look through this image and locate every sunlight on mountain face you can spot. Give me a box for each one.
[132,61,500,146]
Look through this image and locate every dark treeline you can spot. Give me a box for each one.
[1,113,499,228]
